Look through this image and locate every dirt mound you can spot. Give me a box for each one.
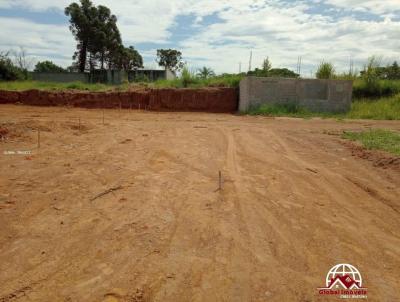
[341,140,400,171]
[0,88,238,113]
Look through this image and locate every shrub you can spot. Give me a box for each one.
[0,52,24,81]
[316,62,335,79]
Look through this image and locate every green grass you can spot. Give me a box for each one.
[247,94,400,120]
[150,74,243,88]
[246,103,319,118]
[342,129,400,156]
[0,80,112,92]
[347,94,400,120]
[0,74,243,91]
[353,79,400,98]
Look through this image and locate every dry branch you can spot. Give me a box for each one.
[90,185,123,201]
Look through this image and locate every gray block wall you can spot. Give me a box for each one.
[239,77,353,113]
[31,72,89,83]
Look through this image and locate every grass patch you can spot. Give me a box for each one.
[353,79,400,98]
[0,74,243,91]
[247,103,312,118]
[342,129,400,156]
[0,80,112,92]
[247,94,400,120]
[347,94,400,120]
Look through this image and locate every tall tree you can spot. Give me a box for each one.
[65,0,142,72]
[91,5,122,69]
[65,0,98,72]
[156,49,184,72]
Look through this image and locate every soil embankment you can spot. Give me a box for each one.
[0,88,238,113]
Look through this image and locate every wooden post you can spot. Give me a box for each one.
[78,117,81,130]
[37,129,41,148]
[219,171,222,191]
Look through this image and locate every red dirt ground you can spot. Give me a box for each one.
[0,105,399,302]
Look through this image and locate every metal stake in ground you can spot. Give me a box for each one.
[219,171,222,190]
[102,100,105,125]
[37,129,41,148]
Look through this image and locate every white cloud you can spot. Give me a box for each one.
[0,0,399,75]
[0,17,74,67]
[324,0,400,15]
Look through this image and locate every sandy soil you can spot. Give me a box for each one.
[0,105,399,302]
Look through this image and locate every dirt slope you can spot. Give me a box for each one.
[0,105,399,302]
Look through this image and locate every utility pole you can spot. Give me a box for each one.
[248,51,253,72]
[349,56,354,75]
[297,56,302,77]
[239,62,242,73]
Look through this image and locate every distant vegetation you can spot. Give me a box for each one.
[247,57,299,78]
[34,61,66,73]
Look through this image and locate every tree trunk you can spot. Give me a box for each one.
[79,41,88,73]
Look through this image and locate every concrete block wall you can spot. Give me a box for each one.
[239,77,353,113]
[31,72,89,83]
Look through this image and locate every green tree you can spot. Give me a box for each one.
[34,61,66,73]
[262,57,272,74]
[65,0,98,72]
[91,5,122,69]
[316,61,335,79]
[197,66,215,79]
[118,46,143,70]
[156,49,184,72]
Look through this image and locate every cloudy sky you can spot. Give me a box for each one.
[0,0,399,76]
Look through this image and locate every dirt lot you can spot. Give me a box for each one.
[0,105,399,302]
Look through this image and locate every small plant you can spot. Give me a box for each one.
[316,61,335,79]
